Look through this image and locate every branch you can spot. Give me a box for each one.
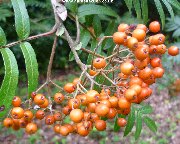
[46,35,58,81]
[0,25,57,49]
[81,48,104,58]
[75,15,80,44]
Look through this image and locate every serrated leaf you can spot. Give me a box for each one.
[56,26,65,36]
[93,15,102,37]
[141,0,148,23]
[135,112,142,140]
[143,116,157,133]
[78,4,118,18]
[133,0,141,19]
[124,107,135,136]
[124,0,133,13]
[20,42,39,95]
[161,0,174,19]
[0,27,7,46]
[75,42,82,50]
[139,104,153,114]
[166,0,180,10]
[0,49,19,118]
[11,0,30,39]
[154,0,165,29]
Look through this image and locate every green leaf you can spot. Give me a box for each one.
[101,117,108,121]
[0,27,7,46]
[161,0,174,19]
[124,107,135,136]
[141,0,149,23]
[69,50,82,61]
[93,15,102,37]
[94,75,105,92]
[124,0,133,13]
[133,0,141,19]
[78,4,118,18]
[135,112,142,140]
[69,51,74,61]
[154,0,165,29]
[81,29,91,48]
[102,21,116,50]
[139,104,153,114]
[20,42,39,95]
[166,0,180,10]
[0,48,19,118]
[11,0,30,39]
[143,116,157,133]
[65,2,78,13]
[87,39,97,64]
[0,8,13,22]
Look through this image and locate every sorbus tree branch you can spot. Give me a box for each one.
[0,25,58,49]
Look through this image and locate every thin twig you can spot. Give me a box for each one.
[81,48,104,58]
[0,25,57,49]
[50,80,64,91]
[46,36,58,81]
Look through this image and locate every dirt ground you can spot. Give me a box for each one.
[0,73,180,144]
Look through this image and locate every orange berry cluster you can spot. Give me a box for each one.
[3,21,179,136]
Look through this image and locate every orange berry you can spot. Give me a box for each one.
[118,97,131,109]
[153,67,164,78]
[39,98,49,108]
[89,69,97,76]
[118,23,129,32]
[54,93,64,104]
[127,37,138,51]
[120,62,134,75]
[95,120,106,131]
[95,104,109,117]
[12,96,21,107]
[11,107,24,119]
[113,32,127,45]
[64,83,76,93]
[168,46,179,56]
[35,110,45,120]
[70,109,84,123]
[86,90,99,103]
[93,58,106,69]
[149,21,160,33]
[136,24,147,32]
[132,29,146,42]
[3,118,13,128]
[34,94,45,105]
[117,118,127,127]
[25,123,38,134]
